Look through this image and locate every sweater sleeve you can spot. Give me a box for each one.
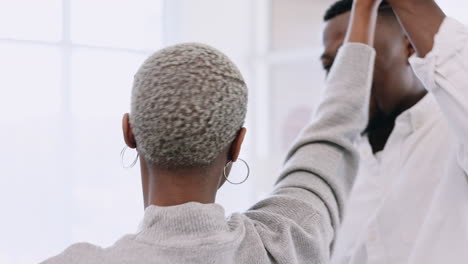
[244,43,375,262]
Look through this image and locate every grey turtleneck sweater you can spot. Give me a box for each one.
[41,43,375,264]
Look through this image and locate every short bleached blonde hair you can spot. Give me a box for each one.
[130,43,248,168]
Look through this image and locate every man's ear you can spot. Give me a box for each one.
[230,127,247,162]
[122,113,137,149]
[405,37,416,61]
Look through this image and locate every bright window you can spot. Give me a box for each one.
[0,0,163,262]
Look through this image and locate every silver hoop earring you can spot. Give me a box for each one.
[223,158,250,185]
[120,146,139,169]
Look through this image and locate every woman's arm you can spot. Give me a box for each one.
[245,0,381,262]
[345,0,382,45]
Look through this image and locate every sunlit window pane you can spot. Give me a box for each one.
[171,0,251,57]
[0,43,62,120]
[71,0,163,50]
[0,118,72,264]
[70,48,148,118]
[0,0,62,41]
[70,118,143,247]
[0,41,66,263]
[269,60,324,153]
[271,0,328,51]
[70,48,148,246]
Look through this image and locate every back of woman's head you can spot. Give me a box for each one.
[130,43,248,169]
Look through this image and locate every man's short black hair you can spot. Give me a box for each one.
[324,0,391,22]
[324,0,353,21]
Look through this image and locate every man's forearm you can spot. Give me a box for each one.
[389,0,446,57]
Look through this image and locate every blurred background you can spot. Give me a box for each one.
[0,0,465,262]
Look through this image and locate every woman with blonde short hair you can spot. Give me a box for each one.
[42,0,380,261]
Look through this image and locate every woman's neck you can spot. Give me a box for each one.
[140,160,224,208]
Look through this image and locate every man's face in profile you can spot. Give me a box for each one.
[321,9,415,128]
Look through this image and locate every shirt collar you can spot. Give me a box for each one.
[358,94,440,159]
[395,93,440,133]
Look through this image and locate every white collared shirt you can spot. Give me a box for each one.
[331,17,468,264]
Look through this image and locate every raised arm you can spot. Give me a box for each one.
[388,0,446,57]
[244,0,380,262]
[389,0,468,173]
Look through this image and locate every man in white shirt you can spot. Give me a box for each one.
[322,0,468,263]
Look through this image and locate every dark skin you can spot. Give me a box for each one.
[122,113,247,208]
[387,0,446,57]
[321,7,427,153]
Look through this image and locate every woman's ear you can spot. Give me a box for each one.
[122,113,137,149]
[230,127,247,162]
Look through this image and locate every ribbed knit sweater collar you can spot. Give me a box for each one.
[139,202,229,239]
